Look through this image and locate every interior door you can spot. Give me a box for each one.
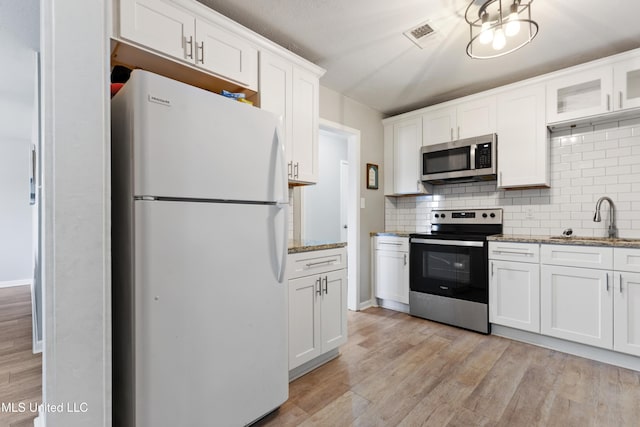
[132,200,288,427]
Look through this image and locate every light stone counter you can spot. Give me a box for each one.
[488,234,640,249]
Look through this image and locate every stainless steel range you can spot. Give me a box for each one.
[409,208,503,334]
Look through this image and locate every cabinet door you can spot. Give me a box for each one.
[613,57,640,111]
[259,52,293,168]
[320,269,348,352]
[375,250,409,304]
[423,107,456,146]
[289,275,322,369]
[614,272,640,357]
[490,260,540,332]
[120,0,195,62]
[456,96,496,139]
[497,84,549,188]
[291,67,319,184]
[393,117,423,194]
[546,66,613,123]
[540,265,613,349]
[195,19,258,90]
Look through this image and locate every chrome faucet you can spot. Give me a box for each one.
[593,196,617,238]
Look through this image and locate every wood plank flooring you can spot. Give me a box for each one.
[256,307,640,427]
[0,286,42,427]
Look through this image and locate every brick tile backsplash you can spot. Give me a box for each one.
[385,118,640,238]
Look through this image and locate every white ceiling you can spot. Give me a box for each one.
[197,0,640,116]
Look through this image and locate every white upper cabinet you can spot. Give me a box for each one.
[423,107,456,146]
[497,83,549,189]
[118,0,258,90]
[120,0,195,61]
[259,52,322,185]
[613,57,640,111]
[422,96,496,146]
[194,19,258,89]
[546,66,613,124]
[384,117,428,196]
[456,96,496,139]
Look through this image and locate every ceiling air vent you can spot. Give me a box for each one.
[404,21,436,49]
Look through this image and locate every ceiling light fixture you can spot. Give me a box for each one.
[465,0,538,59]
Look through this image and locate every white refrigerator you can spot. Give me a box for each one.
[111,70,289,427]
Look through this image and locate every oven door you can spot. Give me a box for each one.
[410,238,488,303]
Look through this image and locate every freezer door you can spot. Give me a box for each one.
[132,200,288,427]
[123,70,287,203]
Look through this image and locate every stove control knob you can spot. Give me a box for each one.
[441,214,446,218]
[434,214,440,218]
[482,213,488,218]
[490,213,496,218]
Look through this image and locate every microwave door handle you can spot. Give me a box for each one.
[469,144,476,170]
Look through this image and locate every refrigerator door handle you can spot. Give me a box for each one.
[273,128,288,204]
[276,202,288,283]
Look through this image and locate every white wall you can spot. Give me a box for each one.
[41,0,111,426]
[319,86,384,306]
[385,117,640,238]
[303,131,348,243]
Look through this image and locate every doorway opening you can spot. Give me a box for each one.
[298,120,361,310]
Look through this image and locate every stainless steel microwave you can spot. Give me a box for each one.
[420,134,497,184]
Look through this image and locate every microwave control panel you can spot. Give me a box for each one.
[475,143,492,169]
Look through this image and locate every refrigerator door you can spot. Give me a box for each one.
[121,70,287,203]
[133,200,288,427]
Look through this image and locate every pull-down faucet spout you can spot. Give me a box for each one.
[593,196,617,239]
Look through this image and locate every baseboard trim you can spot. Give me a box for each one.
[492,324,640,372]
[288,349,340,381]
[0,280,31,289]
[376,298,409,314]
[357,300,374,311]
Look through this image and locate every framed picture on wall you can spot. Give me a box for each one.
[366,163,379,190]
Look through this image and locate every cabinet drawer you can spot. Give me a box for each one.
[375,236,409,252]
[614,248,640,273]
[288,248,346,279]
[541,244,613,270]
[489,242,539,263]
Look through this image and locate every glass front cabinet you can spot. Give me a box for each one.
[547,57,640,124]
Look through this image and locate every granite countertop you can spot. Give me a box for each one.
[288,240,347,254]
[370,231,412,237]
[488,234,640,249]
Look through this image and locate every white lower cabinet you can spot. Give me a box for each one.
[613,248,640,356]
[540,264,613,349]
[373,236,409,305]
[288,248,347,370]
[489,242,540,333]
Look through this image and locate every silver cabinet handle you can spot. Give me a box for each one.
[607,94,611,111]
[185,35,194,59]
[620,91,623,109]
[457,126,460,139]
[404,254,407,266]
[379,242,402,246]
[287,161,292,178]
[197,41,204,64]
[491,261,494,278]
[294,162,299,179]
[620,273,623,293]
[499,171,503,187]
[450,128,453,141]
[492,250,534,257]
[306,259,338,268]
[316,277,322,296]
[323,276,328,294]
[606,273,610,292]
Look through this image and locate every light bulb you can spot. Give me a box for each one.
[479,13,493,45]
[492,28,506,50]
[505,3,520,37]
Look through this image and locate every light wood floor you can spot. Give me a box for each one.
[256,307,640,427]
[0,286,41,427]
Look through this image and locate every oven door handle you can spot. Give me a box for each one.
[410,238,484,247]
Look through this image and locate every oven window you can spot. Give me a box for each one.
[423,146,470,174]
[410,242,487,303]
